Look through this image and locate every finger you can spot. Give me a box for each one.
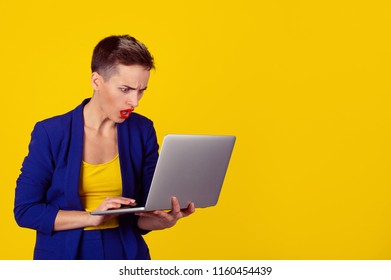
[171,196,181,213]
[106,197,137,206]
[100,198,135,211]
[137,211,178,226]
[181,202,195,217]
[104,201,123,210]
[136,210,167,218]
[117,197,137,205]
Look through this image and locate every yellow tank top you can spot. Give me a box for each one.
[79,154,122,230]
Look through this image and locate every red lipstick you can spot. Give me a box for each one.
[120,108,134,119]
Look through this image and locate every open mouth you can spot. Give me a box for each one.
[120,109,134,119]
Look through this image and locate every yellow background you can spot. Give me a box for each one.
[1,0,391,259]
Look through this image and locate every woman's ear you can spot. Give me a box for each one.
[91,72,102,91]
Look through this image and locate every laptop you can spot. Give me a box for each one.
[91,134,236,215]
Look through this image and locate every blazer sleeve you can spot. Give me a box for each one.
[14,122,59,235]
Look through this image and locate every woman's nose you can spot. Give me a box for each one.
[127,93,139,108]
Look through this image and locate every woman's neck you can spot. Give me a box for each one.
[83,97,116,133]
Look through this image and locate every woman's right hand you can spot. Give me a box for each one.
[88,197,137,227]
[54,197,137,231]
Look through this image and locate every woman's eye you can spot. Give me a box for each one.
[120,88,129,93]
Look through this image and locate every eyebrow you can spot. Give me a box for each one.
[121,85,148,91]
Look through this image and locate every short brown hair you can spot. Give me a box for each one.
[91,35,155,79]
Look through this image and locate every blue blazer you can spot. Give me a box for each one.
[14,99,159,259]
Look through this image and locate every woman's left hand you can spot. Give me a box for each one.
[136,196,195,230]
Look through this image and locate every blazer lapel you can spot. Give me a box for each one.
[117,121,136,199]
[64,100,86,211]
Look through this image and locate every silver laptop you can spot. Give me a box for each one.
[91,134,236,215]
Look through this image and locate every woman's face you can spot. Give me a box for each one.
[91,64,150,123]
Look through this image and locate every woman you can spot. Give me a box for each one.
[14,35,194,260]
